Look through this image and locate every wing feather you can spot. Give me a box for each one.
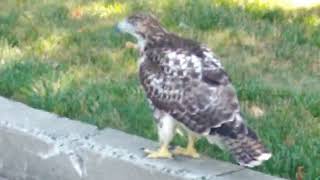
[140,46,239,134]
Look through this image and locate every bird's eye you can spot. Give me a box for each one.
[127,19,137,26]
[128,14,146,26]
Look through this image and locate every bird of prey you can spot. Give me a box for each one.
[117,13,271,167]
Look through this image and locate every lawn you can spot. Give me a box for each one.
[0,0,319,179]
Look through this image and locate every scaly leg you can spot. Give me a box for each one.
[144,143,172,158]
[145,114,176,159]
[173,133,200,158]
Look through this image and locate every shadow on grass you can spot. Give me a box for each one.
[0,59,70,111]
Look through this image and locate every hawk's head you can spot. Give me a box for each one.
[117,13,167,48]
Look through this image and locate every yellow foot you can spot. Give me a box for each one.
[125,41,138,49]
[144,148,172,159]
[173,146,200,158]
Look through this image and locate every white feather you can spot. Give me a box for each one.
[257,153,272,161]
[158,114,176,145]
[117,19,146,49]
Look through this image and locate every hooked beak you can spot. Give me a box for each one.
[115,24,121,33]
[115,22,122,33]
[115,19,127,33]
[115,18,137,36]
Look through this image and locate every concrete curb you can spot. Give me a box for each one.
[0,97,283,180]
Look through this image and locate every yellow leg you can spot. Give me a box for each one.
[144,144,172,159]
[173,134,200,158]
[145,113,175,159]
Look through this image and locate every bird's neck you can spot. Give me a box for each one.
[138,30,170,51]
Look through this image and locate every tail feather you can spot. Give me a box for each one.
[223,129,272,167]
[209,118,272,167]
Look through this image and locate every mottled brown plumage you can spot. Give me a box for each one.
[117,12,271,167]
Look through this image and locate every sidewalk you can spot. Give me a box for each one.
[0,97,284,180]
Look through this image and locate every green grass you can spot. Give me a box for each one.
[0,0,319,179]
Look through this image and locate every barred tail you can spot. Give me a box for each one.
[223,128,272,167]
[209,119,272,167]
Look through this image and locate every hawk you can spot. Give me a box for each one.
[117,13,271,167]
